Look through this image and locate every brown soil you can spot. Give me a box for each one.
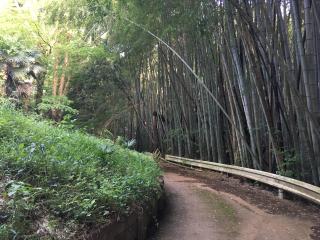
[149,162,320,240]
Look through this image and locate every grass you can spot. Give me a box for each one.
[0,103,162,239]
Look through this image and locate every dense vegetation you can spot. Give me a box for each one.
[0,0,320,213]
[0,102,161,239]
[39,0,320,185]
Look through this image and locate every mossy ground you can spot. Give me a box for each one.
[194,187,238,236]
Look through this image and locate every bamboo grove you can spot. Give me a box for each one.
[107,0,320,185]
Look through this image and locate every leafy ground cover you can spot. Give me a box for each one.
[0,103,162,239]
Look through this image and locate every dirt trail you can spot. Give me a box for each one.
[150,171,313,240]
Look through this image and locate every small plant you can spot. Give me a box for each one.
[37,95,78,124]
[115,136,136,149]
[0,97,15,110]
[276,151,299,178]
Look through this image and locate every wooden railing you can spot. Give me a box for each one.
[165,155,320,205]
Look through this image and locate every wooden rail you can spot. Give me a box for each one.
[165,155,320,205]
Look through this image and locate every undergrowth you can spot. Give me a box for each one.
[0,104,161,239]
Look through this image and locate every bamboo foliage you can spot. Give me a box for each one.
[110,0,320,185]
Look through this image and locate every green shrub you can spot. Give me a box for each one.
[0,106,161,239]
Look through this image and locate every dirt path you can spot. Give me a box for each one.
[150,170,313,240]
